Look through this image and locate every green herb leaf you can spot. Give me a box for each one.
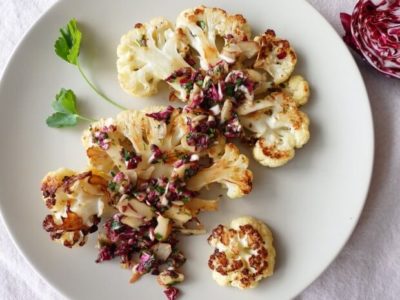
[55,19,82,65]
[111,220,123,231]
[46,112,78,128]
[52,88,78,114]
[182,196,190,204]
[54,19,127,110]
[197,20,206,30]
[47,88,95,128]
[155,186,166,195]
[225,84,235,97]
[108,181,118,192]
[155,233,163,241]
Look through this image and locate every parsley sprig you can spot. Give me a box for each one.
[54,19,126,110]
[46,89,96,128]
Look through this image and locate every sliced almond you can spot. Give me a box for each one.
[151,243,172,261]
[128,199,155,220]
[184,198,218,214]
[154,215,172,241]
[164,205,193,227]
[121,216,144,228]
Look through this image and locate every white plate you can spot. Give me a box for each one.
[0,0,373,299]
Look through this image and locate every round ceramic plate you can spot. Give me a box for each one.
[0,0,373,299]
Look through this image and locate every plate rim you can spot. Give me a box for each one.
[0,0,375,299]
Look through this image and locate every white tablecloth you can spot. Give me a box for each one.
[0,0,399,299]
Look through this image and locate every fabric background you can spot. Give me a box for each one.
[0,0,399,299]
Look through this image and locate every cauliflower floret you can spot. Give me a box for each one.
[253,29,297,85]
[207,216,275,289]
[41,168,110,247]
[187,143,253,198]
[239,92,310,167]
[117,17,191,97]
[281,75,310,106]
[176,6,251,69]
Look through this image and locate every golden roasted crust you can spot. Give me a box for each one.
[207,216,275,289]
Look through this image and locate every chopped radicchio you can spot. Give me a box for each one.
[146,106,175,124]
[96,245,114,263]
[164,286,180,300]
[121,149,142,170]
[186,116,218,151]
[136,251,156,273]
[149,144,166,164]
[222,115,243,139]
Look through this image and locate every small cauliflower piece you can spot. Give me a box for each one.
[239,92,310,167]
[281,75,310,106]
[176,6,251,69]
[41,168,110,247]
[254,29,297,84]
[117,17,191,97]
[207,216,275,289]
[187,144,253,198]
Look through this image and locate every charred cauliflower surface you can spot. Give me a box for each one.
[208,216,275,289]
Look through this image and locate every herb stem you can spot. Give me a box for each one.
[77,115,97,122]
[77,60,127,110]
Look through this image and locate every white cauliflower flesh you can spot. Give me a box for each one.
[117,17,191,97]
[187,143,253,198]
[208,216,275,289]
[176,5,251,69]
[239,92,310,167]
[41,168,110,247]
[253,30,297,85]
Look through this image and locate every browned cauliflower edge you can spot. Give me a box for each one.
[41,168,110,247]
